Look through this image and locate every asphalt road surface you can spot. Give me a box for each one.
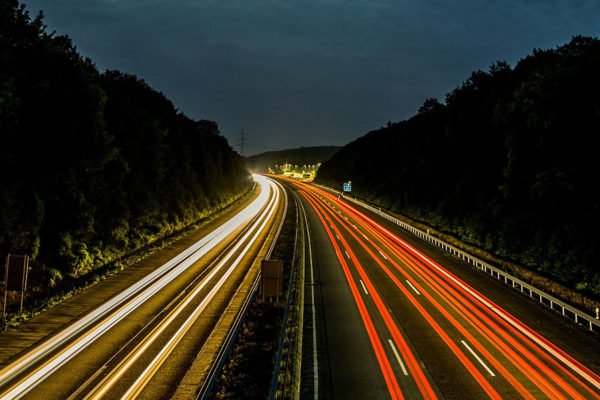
[290,179,600,400]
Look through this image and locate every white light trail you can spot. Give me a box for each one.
[0,175,274,400]
[119,178,280,399]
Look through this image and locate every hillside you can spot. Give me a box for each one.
[0,1,250,286]
[245,146,340,174]
[316,36,600,297]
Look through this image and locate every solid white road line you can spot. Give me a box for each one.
[379,250,388,260]
[359,280,369,295]
[388,340,409,376]
[406,280,421,295]
[461,340,495,377]
[299,199,318,400]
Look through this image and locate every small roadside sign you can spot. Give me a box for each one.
[3,254,30,316]
[343,181,352,192]
[261,259,283,301]
[6,255,29,291]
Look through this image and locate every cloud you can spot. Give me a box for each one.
[24,0,600,154]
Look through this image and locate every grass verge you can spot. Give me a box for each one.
[0,188,253,332]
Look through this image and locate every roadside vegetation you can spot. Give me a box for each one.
[316,36,600,300]
[0,1,249,317]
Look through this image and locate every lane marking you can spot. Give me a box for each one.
[388,340,409,376]
[335,234,340,240]
[300,199,319,399]
[406,280,421,295]
[333,197,600,390]
[359,280,369,295]
[344,250,350,259]
[352,224,357,229]
[461,340,495,377]
[379,250,388,260]
[67,366,106,400]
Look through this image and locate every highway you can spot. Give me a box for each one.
[288,179,600,400]
[0,174,284,400]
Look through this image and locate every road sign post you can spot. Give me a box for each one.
[3,254,30,317]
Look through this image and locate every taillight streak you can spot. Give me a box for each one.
[307,183,600,396]
[301,189,439,399]
[299,191,404,400]
[302,188,500,399]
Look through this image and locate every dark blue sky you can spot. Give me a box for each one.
[24,0,600,155]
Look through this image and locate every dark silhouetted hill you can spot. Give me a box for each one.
[246,146,341,173]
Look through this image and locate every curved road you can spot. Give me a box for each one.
[0,174,284,400]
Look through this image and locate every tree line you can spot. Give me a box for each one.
[245,146,341,173]
[316,36,600,297]
[0,1,250,286]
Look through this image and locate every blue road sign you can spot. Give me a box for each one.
[343,181,351,192]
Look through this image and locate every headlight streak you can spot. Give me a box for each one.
[0,175,274,400]
[87,176,280,400]
[301,181,600,399]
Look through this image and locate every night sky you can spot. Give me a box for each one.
[24,0,600,155]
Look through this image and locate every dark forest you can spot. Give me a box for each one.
[316,36,600,297]
[0,1,249,285]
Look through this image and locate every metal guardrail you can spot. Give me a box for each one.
[197,179,289,399]
[270,192,302,400]
[314,184,600,333]
[196,272,260,399]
